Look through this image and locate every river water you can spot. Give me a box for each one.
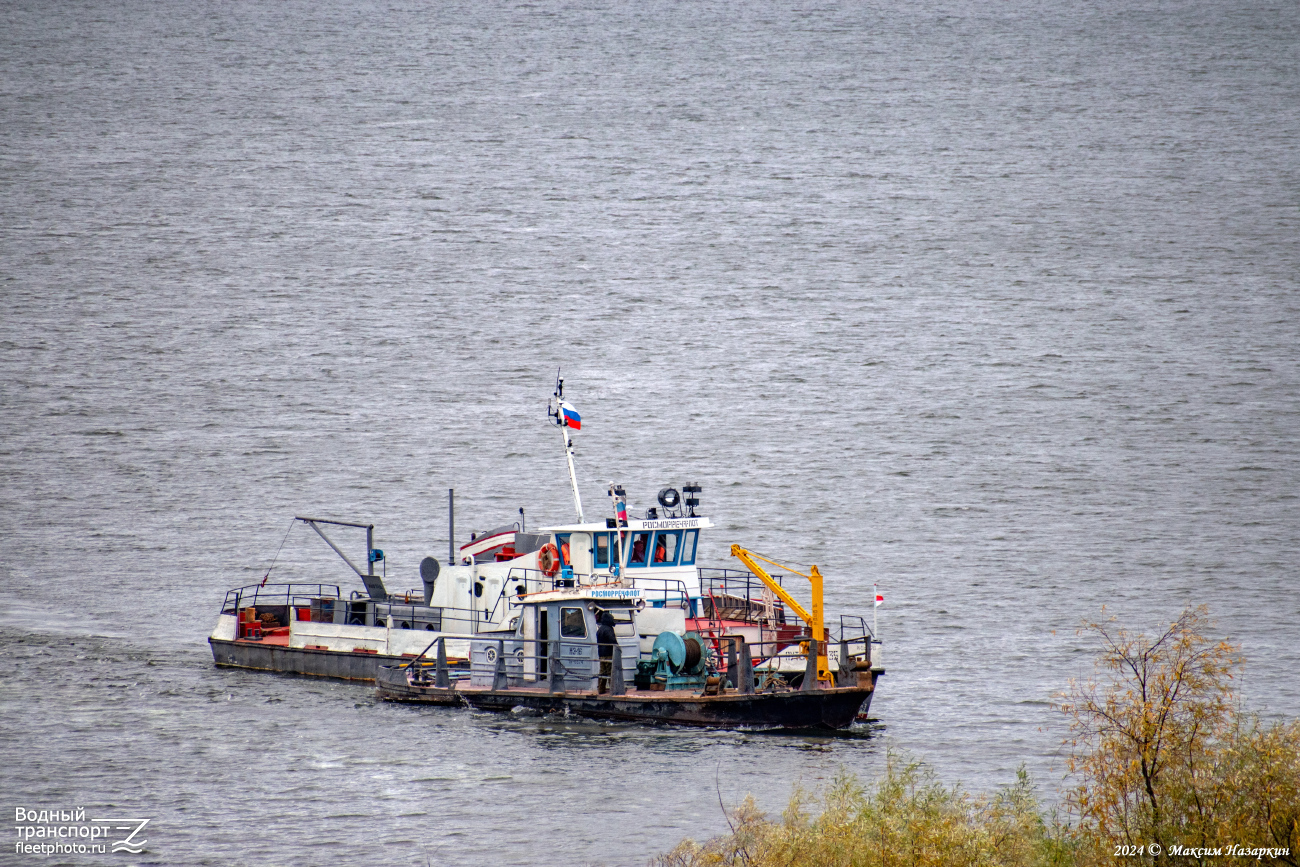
[2,0,1298,864]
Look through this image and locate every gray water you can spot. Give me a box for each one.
[3,0,1298,864]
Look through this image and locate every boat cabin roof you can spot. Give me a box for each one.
[539,515,714,534]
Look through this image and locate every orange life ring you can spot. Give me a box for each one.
[537,543,560,576]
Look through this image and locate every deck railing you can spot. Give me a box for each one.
[725,633,874,690]
[697,568,789,624]
[221,583,341,616]
[221,582,515,635]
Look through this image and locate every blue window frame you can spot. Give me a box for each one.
[627,532,650,567]
[593,533,610,568]
[650,530,681,567]
[680,529,699,565]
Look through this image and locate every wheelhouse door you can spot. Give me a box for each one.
[537,605,549,677]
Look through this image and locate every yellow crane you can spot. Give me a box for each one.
[729,544,830,683]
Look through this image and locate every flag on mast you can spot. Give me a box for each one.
[560,402,581,430]
[875,592,884,607]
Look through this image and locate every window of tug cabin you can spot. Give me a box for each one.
[560,607,586,638]
[593,532,610,567]
[680,529,699,565]
[651,530,681,566]
[555,533,572,566]
[627,532,650,566]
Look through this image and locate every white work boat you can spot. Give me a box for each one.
[208,378,886,719]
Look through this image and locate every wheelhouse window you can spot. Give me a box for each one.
[593,533,610,567]
[560,607,586,638]
[651,530,681,566]
[627,532,650,566]
[680,529,699,565]
[555,533,572,566]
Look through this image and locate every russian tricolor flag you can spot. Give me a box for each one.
[561,402,581,430]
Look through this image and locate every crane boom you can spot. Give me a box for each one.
[729,544,830,683]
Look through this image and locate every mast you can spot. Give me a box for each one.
[548,373,585,523]
[874,582,880,639]
[608,483,628,570]
[562,425,584,522]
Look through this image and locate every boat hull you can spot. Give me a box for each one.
[209,637,467,682]
[469,686,872,729]
[376,666,875,730]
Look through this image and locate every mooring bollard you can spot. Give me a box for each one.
[611,644,626,696]
[726,637,739,690]
[801,637,819,691]
[435,636,451,689]
[738,638,755,695]
[492,639,508,691]
[548,639,565,693]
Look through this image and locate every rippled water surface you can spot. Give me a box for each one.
[2,0,1298,864]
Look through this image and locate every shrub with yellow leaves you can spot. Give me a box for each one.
[655,606,1297,867]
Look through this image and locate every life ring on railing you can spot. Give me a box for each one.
[537,543,560,577]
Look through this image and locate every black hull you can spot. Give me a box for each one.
[209,638,467,682]
[375,666,875,730]
[472,687,872,729]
